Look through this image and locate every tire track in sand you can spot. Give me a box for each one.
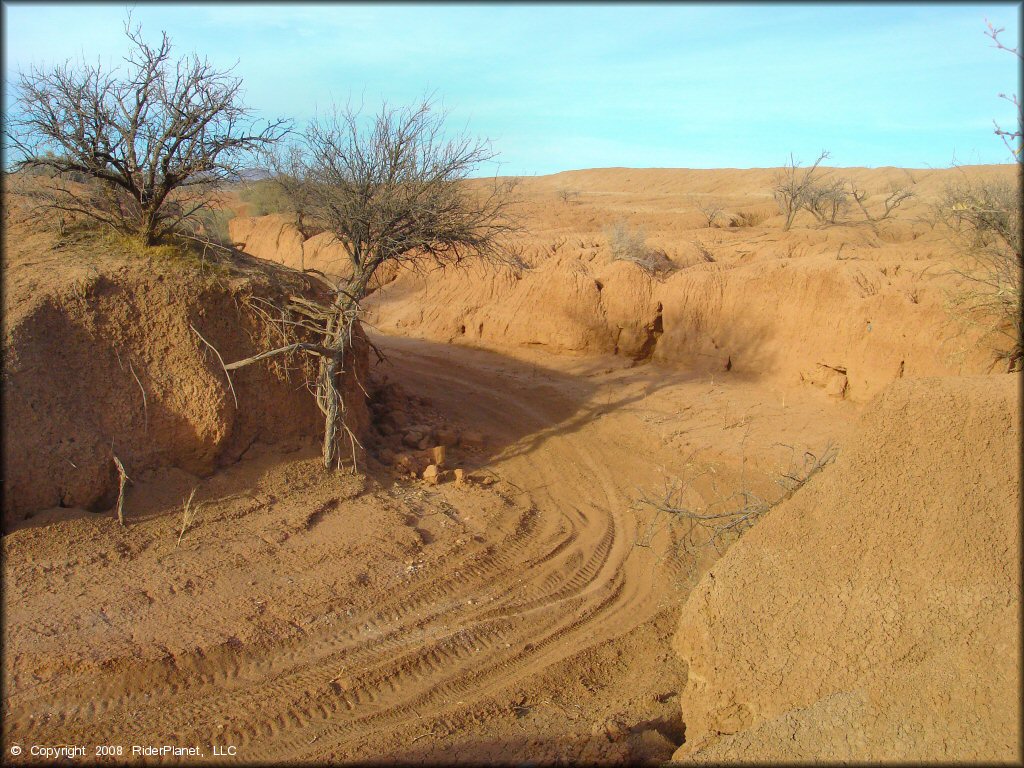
[6,334,682,761]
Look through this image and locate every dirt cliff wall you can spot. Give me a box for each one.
[672,374,1021,761]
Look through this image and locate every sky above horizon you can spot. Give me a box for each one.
[3,2,1021,176]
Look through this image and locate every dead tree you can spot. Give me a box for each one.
[5,17,288,244]
[803,178,850,225]
[223,100,518,470]
[772,151,830,230]
[697,199,724,227]
[985,19,1023,159]
[849,181,915,225]
[638,443,838,553]
[557,188,581,205]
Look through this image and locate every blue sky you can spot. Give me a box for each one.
[3,3,1020,175]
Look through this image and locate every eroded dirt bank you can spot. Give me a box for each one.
[231,165,1016,403]
[1,225,368,529]
[673,374,1021,762]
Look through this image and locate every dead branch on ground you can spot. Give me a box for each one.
[113,455,130,526]
[176,487,198,547]
[638,442,838,553]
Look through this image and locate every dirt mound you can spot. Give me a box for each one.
[2,226,368,528]
[672,374,1021,762]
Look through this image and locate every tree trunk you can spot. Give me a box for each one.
[319,352,341,469]
[319,288,362,471]
[141,208,159,245]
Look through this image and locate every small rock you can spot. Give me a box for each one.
[453,468,466,487]
[402,431,423,448]
[422,464,440,485]
[431,445,447,468]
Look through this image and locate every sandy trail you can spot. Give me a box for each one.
[265,334,685,760]
[3,332,853,763]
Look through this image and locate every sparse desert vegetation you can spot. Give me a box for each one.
[2,7,1020,767]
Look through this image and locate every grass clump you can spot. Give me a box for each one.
[733,208,771,228]
[606,222,677,278]
[939,177,1022,371]
[239,179,292,216]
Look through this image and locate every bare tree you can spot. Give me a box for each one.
[5,18,289,244]
[848,181,915,225]
[557,188,581,205]
[696,199,724,228]
[772,151,830,230]
[222,100,518,469]
[803,178,850,225]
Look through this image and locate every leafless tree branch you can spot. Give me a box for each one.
[224,98,518,470]
[772,151,830,230]
[6,16,290,244]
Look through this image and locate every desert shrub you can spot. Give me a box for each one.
[239,180,293,216]
[607,222,676,277]
[733,208,771,227]
[937,20,1023,372]
[194,208,236,246]
[940,177,1022,371]
[772,151,829,230]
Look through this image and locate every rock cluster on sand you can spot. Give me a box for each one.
[367,379,483,486]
